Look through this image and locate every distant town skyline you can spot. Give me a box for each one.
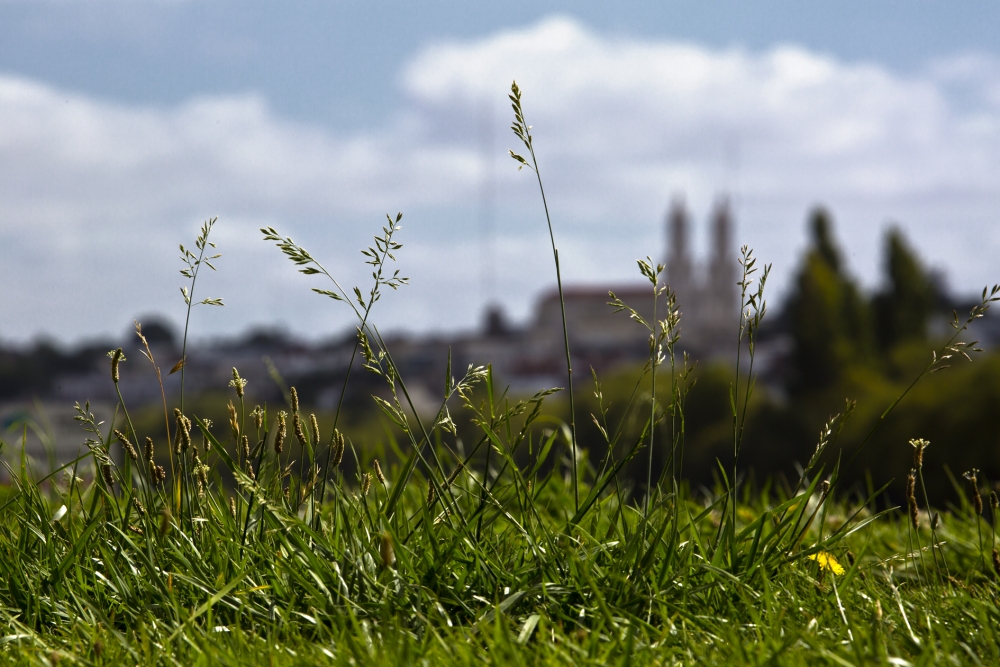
[3,5,1000,345]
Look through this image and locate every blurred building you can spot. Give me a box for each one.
[1,195,745,464]
[453,194,740,389]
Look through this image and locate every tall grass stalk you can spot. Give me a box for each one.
[509,81,580,512]
[177,218,223,413]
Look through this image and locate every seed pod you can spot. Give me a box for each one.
[275,411,287,454]
[374,459,386,485]
[290,386,299,414]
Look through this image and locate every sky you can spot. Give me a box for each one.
[2,1,1000,346]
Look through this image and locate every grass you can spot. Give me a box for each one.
[2,82,1000,665]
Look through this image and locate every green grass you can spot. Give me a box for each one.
[3,81,1000,665]
[1,416,999,666]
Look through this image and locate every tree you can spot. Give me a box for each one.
[787,208,873,393]
[873,226,936,351]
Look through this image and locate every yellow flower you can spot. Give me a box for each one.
[808,551,845,575]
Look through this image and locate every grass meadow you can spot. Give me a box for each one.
[2,83,1000,666]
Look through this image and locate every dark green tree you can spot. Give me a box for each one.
[787,208,873,393]
[873,226,936,350]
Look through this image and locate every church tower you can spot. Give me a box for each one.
[666,196,693,306]
[699,196,739,347]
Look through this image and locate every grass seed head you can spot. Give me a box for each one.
[229,496,237,518]
[174,408,191,453]
[241,434,250,459]
[991,491,999,513]
[115,430,138,462]
[275,411,287,454]
[293,412,307,447]
[374,459,385,485]
[910,438,929,469]
[108,348,125,384]
[362,472,372,496]
[252,405,263,431]
[965,469,983,515]
[160,508,172,536]
[133,496,145,515]
[332,430,345,467]
[310,413,320,445]
[907,469,919,530]
[290,386,299,414]
[228,401,239,440]
[144,437,154,464]
[230,367,246,397]
[427,484,436,506]
[101,464,114,487]
[380,531,395,570]
[202,419,212,452]
[931,512,940,531]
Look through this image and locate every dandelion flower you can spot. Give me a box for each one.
[808,551,845,575]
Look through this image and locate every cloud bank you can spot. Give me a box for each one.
[2,16,1000,344]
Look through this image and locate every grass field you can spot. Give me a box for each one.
[2,408,999,666]
[2,82,1000,665]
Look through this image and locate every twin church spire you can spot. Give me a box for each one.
[665,195,738,353]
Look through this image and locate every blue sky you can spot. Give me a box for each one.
[2,2,1000,344]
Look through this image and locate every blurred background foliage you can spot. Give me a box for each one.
[3,210,999,507]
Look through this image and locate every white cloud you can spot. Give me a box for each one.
[3,16,1000,344]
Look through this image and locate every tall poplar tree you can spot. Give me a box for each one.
[787,208,873,393]
[873,226,936,351]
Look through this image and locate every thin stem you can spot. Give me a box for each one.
[646,284,658,516]
[514,100,578,513]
